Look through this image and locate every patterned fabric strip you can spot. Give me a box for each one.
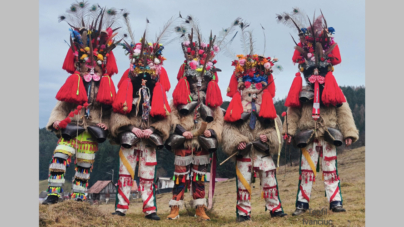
[119,149,134,179]
[302,148,317,178]
[236,163,251,195]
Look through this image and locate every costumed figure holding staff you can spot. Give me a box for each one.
[165,15,226,221]
[43,1,121,204]
[221,19,287,222]
[276,8,359,215]
[109,13,174,221]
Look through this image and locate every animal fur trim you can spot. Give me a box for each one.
[76,153,95,161]
[75,172,90,180]
[49,163,66,172]
[72,185,86,193]
[282,99,359,142]
[48,179,65,184]
[169,199,184,208]
[169,101,224,149]
[174,156,193,166]
[191,169,207,175]
[192,155,210,165]
[193,198,207,208]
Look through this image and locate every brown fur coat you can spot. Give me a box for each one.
[222,115,284,157]
[46,81,111,135]
[283,100,359,143]
[109,108,171,144]
[170,100,224,150]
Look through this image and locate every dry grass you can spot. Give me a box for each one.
[39,146,365,227]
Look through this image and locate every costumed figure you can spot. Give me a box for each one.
[275,8,359,215]
[221,20,287,222]
[165,15,227,221]
[109,13,174,221]
[43,2,121,204]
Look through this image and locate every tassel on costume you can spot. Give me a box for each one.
[258,89,277,119]
[226,72,238,97]
[284,72,302,108]
[176,63,186,81]
[267,74,276,98]
[56,72,88,105]
[159,67,171,92]
[112,78,133,114]
[117,69,130,88]
[150,82,171,118]
[172,77,191,106]
[176,176,179,184]
[62,48,76,74]
[205,81,223,107]
[105,51,118,76]
[182,175,186,183]
[96,75,116,105]
[224,92,243,122]
[321,71,346,107]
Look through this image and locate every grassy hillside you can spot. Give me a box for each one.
[39,146,365,226]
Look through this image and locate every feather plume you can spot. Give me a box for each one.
[155,16,178,45]
[219,31,238,60]
[247,31,254,56]
[260,24,266,56]
[121,10,135,45]
[239,20,250,55]
[185,15,202,46]
[216,17,241,49]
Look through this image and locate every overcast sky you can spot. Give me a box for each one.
[39,0,365,127]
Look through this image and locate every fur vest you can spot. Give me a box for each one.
[222,115,283,157]
[283,100,359,143]
[170,100,224,150]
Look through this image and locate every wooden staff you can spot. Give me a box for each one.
[220,151,239,166]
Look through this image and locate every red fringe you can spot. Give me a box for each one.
[329,44,342,66]
[177,64,185,81]
[226,72,238,97]
[96,75,116,105]
[172,77,191,106]
[56,72,88,105]
[205,81,223,107]
[267,74,276,98]
[259,89,277,119]
[224,92,243,122]
[105,51,118,76]
[284,72,302,108]
[321,71,346,107]
[117,69,130,88]
[150,82,170,118]
[62,48,76,74]
[159,67,171,92]
[112,78,133,114]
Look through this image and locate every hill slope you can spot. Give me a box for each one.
[39,146,365,226]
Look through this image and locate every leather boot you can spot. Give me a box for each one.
[330,201,346,212]
[167,206,180,220]
[42,195,59,205]
[145,213,160,221]
[271,211,288,217]
[292,202,309,216]
[236,215,251,222]
[195,205,210,220]
[111,211,125,216]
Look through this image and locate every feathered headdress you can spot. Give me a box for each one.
[276,8,345,114]
[56,1,122,105]
[172,15,239,108]
[113,12,176,119]
[224,19,280,121]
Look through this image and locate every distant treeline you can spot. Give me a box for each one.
[39,86,365,181]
